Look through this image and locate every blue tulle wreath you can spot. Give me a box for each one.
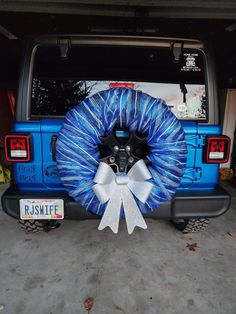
[56,87,187,216]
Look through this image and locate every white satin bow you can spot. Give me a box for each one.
[92,159,153,234]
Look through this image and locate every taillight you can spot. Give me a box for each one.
[4,134,31,162]
[204,136,230,163]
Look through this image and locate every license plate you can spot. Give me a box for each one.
[20,199,64,220]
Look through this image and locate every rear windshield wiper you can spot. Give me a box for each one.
[180,83,188,103]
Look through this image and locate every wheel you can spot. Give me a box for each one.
[172,218,209,233]
[56,88,187,217]
[19,220,60,233]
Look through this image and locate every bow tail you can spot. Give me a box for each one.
[98,188,122,234]
[121,186,147,234]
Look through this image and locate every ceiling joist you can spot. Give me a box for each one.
[1,0,236,19]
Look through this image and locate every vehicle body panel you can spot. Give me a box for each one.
[2,35,230,221]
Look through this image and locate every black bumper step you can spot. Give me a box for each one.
[1,184,231,220]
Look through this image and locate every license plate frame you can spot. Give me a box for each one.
[20,199,64,220]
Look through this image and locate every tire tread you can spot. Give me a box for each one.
[173,218,209,233]
[19,220,46,233]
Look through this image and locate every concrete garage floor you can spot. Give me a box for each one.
[1,185,236,314]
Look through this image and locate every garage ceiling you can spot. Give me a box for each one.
[1,0,236,19]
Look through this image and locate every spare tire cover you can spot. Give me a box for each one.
[56,88,187,216]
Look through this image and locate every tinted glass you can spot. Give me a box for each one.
[31,45,206,120]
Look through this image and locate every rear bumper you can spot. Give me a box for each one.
[1,184,231,220]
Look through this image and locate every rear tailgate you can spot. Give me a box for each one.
[40,120,200,190]
[180,123,220,190]
[41,119,63,188]
[13,120,221,192]
[40,120,220,191]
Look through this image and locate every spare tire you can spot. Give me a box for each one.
[56,87,187,216]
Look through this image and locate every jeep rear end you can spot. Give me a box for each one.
[1,35,231,232]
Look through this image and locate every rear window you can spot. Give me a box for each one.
[31,45,207,120]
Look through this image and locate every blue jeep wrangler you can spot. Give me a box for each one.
[2,35,231,233]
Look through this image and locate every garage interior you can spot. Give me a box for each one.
[0,1,236,313]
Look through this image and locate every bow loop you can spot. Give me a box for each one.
[93,159,153,234]
[128,159,152,181]
[128,181,153,204]
[93,162,115,185]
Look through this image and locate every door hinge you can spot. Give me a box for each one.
[57,38,71,59]
[196,135,205,148]
[193,167,202,181]
[171,42,183,63]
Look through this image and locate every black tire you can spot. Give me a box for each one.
[19,220,60,233]
[172,218,209,233]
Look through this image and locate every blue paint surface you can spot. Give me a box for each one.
[13,100,221,195]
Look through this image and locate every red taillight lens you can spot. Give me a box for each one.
[4,134,31,162]
[204,136,230,163]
